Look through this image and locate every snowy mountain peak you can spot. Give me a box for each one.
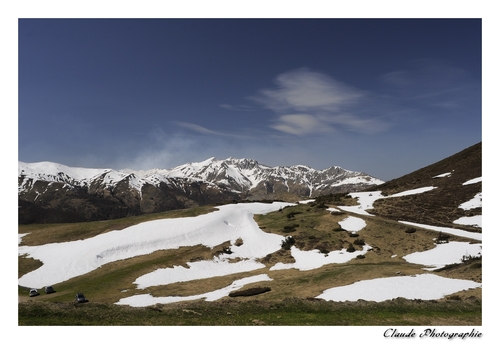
[18,158,384,223]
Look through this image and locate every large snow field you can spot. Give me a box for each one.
[18,202,293,288]
[316,274,481,302]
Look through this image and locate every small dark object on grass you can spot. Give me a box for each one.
[405,228,416,234]
[45,286,55,294]
[229,287,271,297]
[75,293,88,303]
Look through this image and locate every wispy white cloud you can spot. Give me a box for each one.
[270,114,333,136]
[252,68,363,113]
[252,68,389,136]
[175,121,244,138]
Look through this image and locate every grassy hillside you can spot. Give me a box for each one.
[18,143,482,326]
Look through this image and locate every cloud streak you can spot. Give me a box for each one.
[252,68,388,136]
[253,68,363,113]
[175,121,245,138]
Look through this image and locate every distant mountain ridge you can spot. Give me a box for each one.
[18,157,384,224]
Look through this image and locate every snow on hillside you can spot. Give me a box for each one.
[19,196,482,307]
[18,202,292,289]
[18,173,482,307]
[316,274,481,302]
[403,241,482,270]
[338,180,482,230]
[116,274,273,307]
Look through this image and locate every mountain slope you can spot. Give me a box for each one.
[18,158,383,224]
[18,142,482,324]
[367,142,482,228]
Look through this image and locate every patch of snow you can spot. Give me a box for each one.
[387,186,437,198]
[19,233,28,245]
[399,221,482,241]
[116,274,272,307]
[338,191,385,216]
[459,192,482,210]
[134,257,266,289]
[433,172,452,178]
[403,242,482,270]
[463,177,482,185]
[270,244,371,271]
[316,274,481,302]
[453,215,482,228]
[338,216,366,232]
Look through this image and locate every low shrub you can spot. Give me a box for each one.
[281,236,296,250]
[353,238,365,246]
[346,243,356,253]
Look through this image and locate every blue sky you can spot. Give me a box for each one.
[18,17,482,181]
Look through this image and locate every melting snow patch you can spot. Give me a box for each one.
[433,172,452,178]
[338,216,366,232]
[133,258,266,289]
[270,244,371,271]
[453,215,482,228]
[403,242,482,270]
[399,221,482,241]
[19,233,28,245]
[459,193,482,210]
[316,274,481,302]
[387,186,437,198]
[463,177,482,185]
[116,274,272,307]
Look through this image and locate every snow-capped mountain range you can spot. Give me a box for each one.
[18,158,384,224]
